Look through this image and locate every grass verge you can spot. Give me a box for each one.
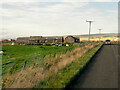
[36,43,103,88]
[2,42,90,88]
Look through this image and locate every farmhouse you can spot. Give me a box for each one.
[17,37,29,43]
[29,36,64,43]
[64,36,80,43]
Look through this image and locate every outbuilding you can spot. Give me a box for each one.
[42,36,64,43]
[64,36,80,43]
[17,37,29,43]
[29,36,42,43]
[29,36,64,43]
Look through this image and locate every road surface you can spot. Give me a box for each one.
[69,44,118,88]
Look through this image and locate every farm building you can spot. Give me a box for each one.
[64,36,80,43]
[2,39,9,43]
[17,37,29,43]
[29,36,42,43]
[29,36,64,43]
[8,39,16,42]
[41,36,64,43]
[17,35,80,44]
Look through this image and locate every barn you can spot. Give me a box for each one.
[16,37,29,43]
[41,36,64,43]
[29,36,64,43]
[16,35,80,44]
[64,36,80,43]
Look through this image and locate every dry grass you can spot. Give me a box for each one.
[3,43,96,88]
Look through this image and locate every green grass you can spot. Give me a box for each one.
[2,42,102,88]
[36,43,103,88]
[2,45,75,77]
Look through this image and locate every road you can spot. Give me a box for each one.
[69,44,118,88]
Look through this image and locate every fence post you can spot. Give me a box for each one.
[10,63,16,74]
[23,60,27,69]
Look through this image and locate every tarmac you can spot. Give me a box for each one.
[69,44,118,88]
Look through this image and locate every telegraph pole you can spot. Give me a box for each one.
[98,29,102,41]
[86,20,93,42]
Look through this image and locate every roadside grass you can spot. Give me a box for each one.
[2,42,88,79]
[2,42,102,88]
[36,43,103,88]
[2,43,88,87]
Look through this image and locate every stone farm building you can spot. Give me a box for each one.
[16,35,80,44]
[16,37,29,43]
[64,36,80,43]
[29,36,64,43]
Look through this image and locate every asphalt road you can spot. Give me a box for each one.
[69,44,118,88]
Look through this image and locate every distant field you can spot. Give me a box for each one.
[80,37,118,41]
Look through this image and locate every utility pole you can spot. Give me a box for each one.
[98,29,102,41]
[86,20,93,42]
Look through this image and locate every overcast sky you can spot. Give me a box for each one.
[0,0,119,39]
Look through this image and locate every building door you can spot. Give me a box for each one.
[37,40,39,43]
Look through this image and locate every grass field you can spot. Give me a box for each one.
[2,42,103,88]
[2,45,75,77]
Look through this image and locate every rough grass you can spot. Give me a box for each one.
[2,42,102,88]
[2,43,85,88]
[36,43,103,88]
[2,45,74,77]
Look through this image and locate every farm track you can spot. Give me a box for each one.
[69,44,118,88]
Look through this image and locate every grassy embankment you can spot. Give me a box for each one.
[2,42,103,88]
[2,43,86,88]
[36,42,103,88]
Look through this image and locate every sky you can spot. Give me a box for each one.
[0,0,119,39]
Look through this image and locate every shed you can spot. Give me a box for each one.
[64,36,80,43]
[17,37,29,43]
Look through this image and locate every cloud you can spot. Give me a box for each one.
[0,0,119,4]
[107,10,117,13]
[92,0,119,2]
[0,0,89,3]
[0,2,118,39]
